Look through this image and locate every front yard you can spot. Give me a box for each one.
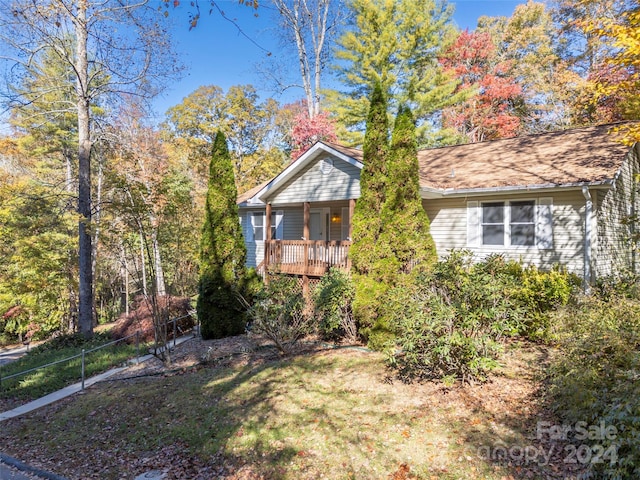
[0,336,585,479]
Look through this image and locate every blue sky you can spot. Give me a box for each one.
[153,0,526,119]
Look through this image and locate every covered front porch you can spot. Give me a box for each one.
[262,200,355,277]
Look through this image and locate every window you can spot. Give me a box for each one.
[481,202,505,245]
[468,198,553,249]
[251,212,264,241]
[271,211,284,240]
[509,201,535,246]
[480,201,535,246]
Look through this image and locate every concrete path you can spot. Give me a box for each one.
[0,453,68,480]
[0,334,195,422]
[0,344,32,367]
[0,333,197,479]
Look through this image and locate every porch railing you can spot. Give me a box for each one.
[265,240,352,276]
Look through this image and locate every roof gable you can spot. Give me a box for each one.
[247,142,363,205]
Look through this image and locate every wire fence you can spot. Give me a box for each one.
[0,312,198,392]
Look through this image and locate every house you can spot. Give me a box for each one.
[237,123,640,286]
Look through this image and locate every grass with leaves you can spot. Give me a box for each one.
[0,332,142,404]
[0,341,582,480]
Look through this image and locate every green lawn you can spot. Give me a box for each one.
[0,332,143,403]
[0,342,583,479]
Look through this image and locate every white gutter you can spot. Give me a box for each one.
[420,180,613,199]
[582,186,593,292]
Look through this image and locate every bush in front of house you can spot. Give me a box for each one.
[386,251,579,383]
[515,264,580,340]
[595,269,640,301]
[548,295,640,479]
[387,251,523,383]
[313,268,358,343]
[245,275,311,355]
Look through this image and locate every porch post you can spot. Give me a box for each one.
[303,201,310,240]
[348,198,356,239]
[303,202,310,297]
[265,203,272,271]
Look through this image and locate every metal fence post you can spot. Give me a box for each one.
[81,349,85,390]
[136,330,140,364]
[173,319,177,349]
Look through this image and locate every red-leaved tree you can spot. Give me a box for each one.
[440,30,523,143]
[281,100,338,160]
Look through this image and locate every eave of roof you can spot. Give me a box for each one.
[238,123,634,205]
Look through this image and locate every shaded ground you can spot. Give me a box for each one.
[0,336,587,480]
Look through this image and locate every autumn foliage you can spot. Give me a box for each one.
[290,111,338,160]
[440,29,523,142]
[111,295,194,343]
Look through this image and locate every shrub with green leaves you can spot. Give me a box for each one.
[245,275,311,355]
[387,251,524,383]
[313,268,357,342]
[595,270,640,301]
[386,251,578,383]
[549,296,640,479]
[197,131,248,340]
[515,264,580,341]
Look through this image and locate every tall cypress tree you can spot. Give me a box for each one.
[379,104,437,272]
[197,131,248,339]
[350,80,390,277]
[350,81,394,346]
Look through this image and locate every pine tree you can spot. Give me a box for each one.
[379,105,437,273]
[350,81,390,278]
[197,131,248,339]
[351,95,438,349]
[350,81,393,347]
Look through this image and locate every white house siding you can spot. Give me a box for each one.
[422,191,587,276]
[595,147,640,279]
[268,156,361,204]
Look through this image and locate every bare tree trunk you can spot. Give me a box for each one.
[272,0,338,118]
[140,230,147,296]
[151,227,166,297]
[121,245,130,316]
[92,154,104,319]
[75,0,94,338]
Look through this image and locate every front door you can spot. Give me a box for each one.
[310,208,330,240]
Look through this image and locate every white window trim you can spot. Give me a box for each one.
[467,198,553,249]
[248,211,265,242]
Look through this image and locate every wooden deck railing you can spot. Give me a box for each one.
[265,240,352,276]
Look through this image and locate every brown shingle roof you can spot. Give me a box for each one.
[237,180,270,205]
[417,123,630,191]
[239,124,632,203]
[322,141,364,162]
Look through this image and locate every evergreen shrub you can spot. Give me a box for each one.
[387,251,579,383]
[197,272,246,339]
[197,131,248,340]
[246,275,311,355]
[313,268,357,342]
[595,269,640,300]
[549,296,640,479]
